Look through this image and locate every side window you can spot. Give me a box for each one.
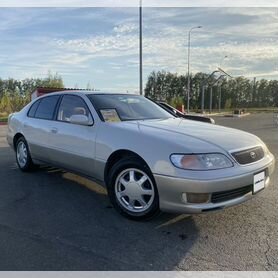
[28,99,41,118]
[57,95,93,124]
[34,95,60,120]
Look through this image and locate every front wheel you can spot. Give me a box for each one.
[107,157,160,220]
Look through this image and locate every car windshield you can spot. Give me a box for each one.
[87,94,173,121]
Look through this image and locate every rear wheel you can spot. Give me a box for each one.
[15,137,36,172]
[107,157,160,220]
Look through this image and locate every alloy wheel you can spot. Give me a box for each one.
[16,141,28,168]
[115,168,155,213]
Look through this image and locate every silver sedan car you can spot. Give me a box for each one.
[7,91,275,220]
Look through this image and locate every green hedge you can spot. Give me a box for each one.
[0,117,8,123]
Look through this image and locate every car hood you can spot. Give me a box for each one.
[137,117,262,152]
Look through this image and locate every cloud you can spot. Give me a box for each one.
[0,7,277,93]
[113,23,137,33]
[1,0,278,7]
[52,32,139,58]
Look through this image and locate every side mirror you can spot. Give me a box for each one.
[69,114,91,126]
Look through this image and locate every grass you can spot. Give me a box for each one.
[0,116,8,123]
[244,107,277,113]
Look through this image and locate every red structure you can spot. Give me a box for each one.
[31,87,87,100]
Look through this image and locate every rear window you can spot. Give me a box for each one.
[34,96,60,120]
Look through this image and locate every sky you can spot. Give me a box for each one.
[0,7,277,93]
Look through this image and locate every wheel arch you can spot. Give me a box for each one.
[13,132,24,150]
[104,149,151,185]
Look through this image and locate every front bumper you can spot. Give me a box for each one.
[154,158,275,214]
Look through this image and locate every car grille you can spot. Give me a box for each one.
[231,146,264,165]
[211,185,252,203]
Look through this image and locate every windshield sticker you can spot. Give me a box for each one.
[100,109,121,122]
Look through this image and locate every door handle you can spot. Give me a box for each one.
[50,127,58,134]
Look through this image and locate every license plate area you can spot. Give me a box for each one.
[253,171,265,194]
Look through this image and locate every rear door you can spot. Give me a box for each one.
[47,94,97,177]
[24,95,61,162]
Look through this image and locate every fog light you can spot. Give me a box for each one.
[183,193,210,204]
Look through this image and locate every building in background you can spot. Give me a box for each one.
[31,87,89,100]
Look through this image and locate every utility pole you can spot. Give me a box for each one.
[139,0,143,95]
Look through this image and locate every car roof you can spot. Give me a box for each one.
[40,90,140,96]
[32,91,143,104]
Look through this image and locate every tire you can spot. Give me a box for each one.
[107,156,160,220]
[15,136,37,172]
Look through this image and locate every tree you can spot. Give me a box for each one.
[0,92,12,114]
[39,71,64,89]
[144,70,277,109]
[0,72,64,114]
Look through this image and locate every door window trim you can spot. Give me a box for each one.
[55,94,94,126]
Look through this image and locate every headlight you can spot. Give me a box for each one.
[170,153,233,170]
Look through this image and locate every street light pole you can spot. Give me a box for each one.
[217,56,227,112]
[209,86,213,114]
[200,70,220,114]
[219,55,228,68]
[187,25,202,113]
[201,85,206,113]
[218,85,222,112]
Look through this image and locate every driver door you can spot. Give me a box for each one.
[47,94,96,177]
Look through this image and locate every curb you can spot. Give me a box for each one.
[224,113,251,118]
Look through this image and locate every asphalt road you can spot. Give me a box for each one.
[0,113,277,270]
